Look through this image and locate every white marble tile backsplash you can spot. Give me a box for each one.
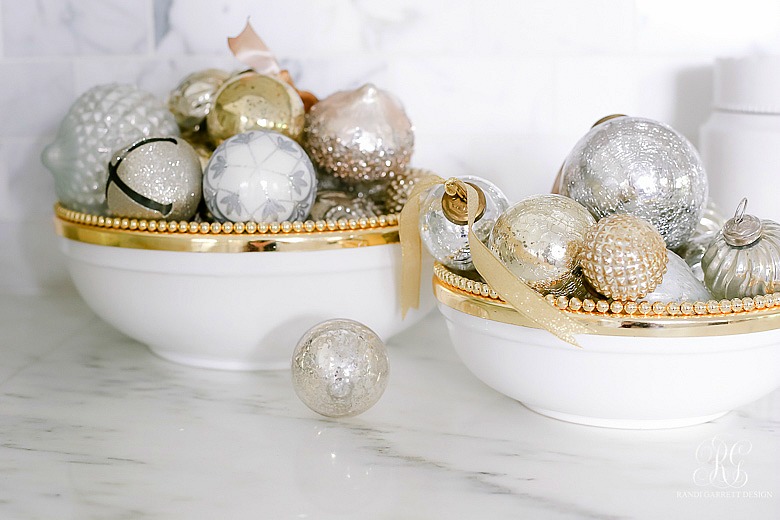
[1,0,780,293]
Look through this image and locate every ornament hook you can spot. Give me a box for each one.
[442,178,486,226]
[734,197,748,224]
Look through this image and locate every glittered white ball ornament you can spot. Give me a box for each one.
[42,83,179,215]
[106,136,203,221]
[203,130,317,222]
[291,319,389,418]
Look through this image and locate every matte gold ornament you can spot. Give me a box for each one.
[106,136,202,221]
[304,83,414,184]
[580,214,668,301]
[206,72,305,145]
[168,68,231,132]
[488,195,596,295]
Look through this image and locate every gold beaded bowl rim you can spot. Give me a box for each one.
[54,202,400,253]
[433,263,780,337]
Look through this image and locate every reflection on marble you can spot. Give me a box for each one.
[0,292,778,518]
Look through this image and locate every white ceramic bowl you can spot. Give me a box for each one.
[435,267,780,429]
[55,206,432,370]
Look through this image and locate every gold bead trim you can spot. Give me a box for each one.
[54,203,399,236]
[433,263,780,318]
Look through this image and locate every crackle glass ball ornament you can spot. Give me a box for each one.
[203,130,317,222]
[643,251,711,303]
[42,83,179,214]
[488,195,596,296]
[106,136,202,221]
[291,319,389,418]
[304,83,414,184]
[309,190,379,221]
[580,214,668,301]
[419,176,509,271]
[206,72,305,145]
[168,68,231,132]
[701,199,780,299]
[560,115,708,250]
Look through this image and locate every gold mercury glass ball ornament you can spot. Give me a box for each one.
[168,68,231,132]
[206,71,305,145]
[488,194,596,296]
[580,214,668,301]
[304,83,414,184]
[701,199,780,299]
[105,136,202,221]
[560,115,708,250]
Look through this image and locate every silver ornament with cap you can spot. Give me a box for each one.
[701,198,780,299]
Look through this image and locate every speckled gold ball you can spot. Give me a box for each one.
[580,214,668,301]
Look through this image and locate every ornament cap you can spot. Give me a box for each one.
[441,178,486,225]
[723,198,763,247]
[591,114,627,127]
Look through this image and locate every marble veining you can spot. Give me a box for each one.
[0,291,777,519]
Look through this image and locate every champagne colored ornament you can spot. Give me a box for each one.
[385,168,432,214]
[203,130,317,223]
[643,251,711,303]
[560,115,708,249]
[309,190,379,221]
[168,68,231,131]
[291,319,389,418]
[206,72,305,145]
[488,195,596,296]
[42,83,179,215]
[676,200,727,281]
[106,137,202,221]
[580,214,668,301]
[419,176,508,271]
[304,83,414,184]
[701,199,780,299]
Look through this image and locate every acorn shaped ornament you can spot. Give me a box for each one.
[701,199,780,299]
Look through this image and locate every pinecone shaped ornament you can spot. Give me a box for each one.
[42,84,179,214]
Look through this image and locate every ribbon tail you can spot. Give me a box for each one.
[399,175,445,318]
[228,20,281,76]
[464,185,591,348]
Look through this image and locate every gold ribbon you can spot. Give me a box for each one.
[228,21,282,76]
[400,176,592,347]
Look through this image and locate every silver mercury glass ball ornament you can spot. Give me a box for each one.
[560,115,708,250]
[488,194,596,296]
[291,319,389,418]
[643,251,711,303]
[419,176,509,272]
[106,136,203,221]
[309,190,379,221]
[701,199,780,299]
[304,83,414,184]
[168,68,231,132]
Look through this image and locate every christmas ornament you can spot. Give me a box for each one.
[643,251,711,303]
[203,130,317,223]
[206,72,305,145]
[559,115,708,249]
[580,214,668,301]
[419,176,508,271]
[676,200,727,280]
[291,319,389,418]
[304,83,413,184]
[385,168,432,214]
[488,194,596,296]
[106,136,202,221]
[702,199,780,299]
[41,83,179,214]
[309,190,379,221]
[168,68,231,132]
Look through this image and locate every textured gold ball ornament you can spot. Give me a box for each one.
[304,83,413,184]
[580,214,668,301]
[206,72,305,145]
[488,195,596,296]
[384,168,432,214]
[168,68,231,131]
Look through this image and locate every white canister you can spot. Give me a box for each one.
[699,56,780,223]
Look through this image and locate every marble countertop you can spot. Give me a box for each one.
[2,289,778,519]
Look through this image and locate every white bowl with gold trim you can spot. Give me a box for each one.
[434,264,780,429]
[54,204,433,370]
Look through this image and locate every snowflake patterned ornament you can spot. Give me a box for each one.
[203,130,317,223]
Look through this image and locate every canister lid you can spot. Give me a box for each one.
[714,56,780,114]
[723,198,763,247]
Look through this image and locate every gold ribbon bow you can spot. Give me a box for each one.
[400,177,592,348]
